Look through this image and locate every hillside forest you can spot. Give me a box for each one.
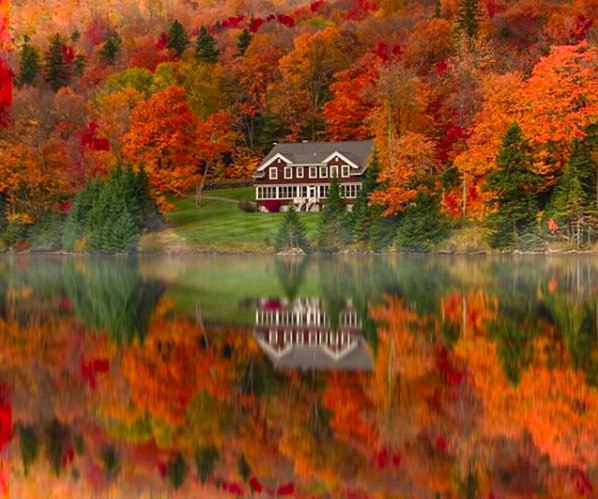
[3,0,598,251]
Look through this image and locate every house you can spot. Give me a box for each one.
[252,140,374,212]
[253,297,373,371]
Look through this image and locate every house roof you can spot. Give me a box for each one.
[254,140,374,177]
[254,334,373,371]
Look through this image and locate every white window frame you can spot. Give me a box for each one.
[296,166,304,178]
[330,165,338,178]
[284,166,293,179]
[320,165,328,178]
[341,165,350,178]
[309,166,318,178]
[269,167,278,180]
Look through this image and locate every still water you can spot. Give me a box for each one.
[0,254,597,497]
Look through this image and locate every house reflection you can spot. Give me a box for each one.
[254,297,372,371]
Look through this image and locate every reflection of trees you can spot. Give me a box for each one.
[63,257,164,343]
[275,257,309,304]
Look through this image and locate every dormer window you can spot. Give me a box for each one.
[269,167,278,180]
[284,166,293,179]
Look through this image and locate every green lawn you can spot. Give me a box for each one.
[146,187,321,253]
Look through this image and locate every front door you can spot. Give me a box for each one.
[309,186,316,199]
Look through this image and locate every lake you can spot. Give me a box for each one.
[0,254,597,497]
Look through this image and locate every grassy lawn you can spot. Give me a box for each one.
[144,187,321,253]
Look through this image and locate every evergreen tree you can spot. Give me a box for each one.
[62,164,161,253]
[166,20,189,57]
[167,453,188,490]
[17,37,41,87]
[195,26,219,64]
[318,175,351,252]
[458,0,482,38]
[396,191,446,252]
[99,33,122,65]
[484,123,540,249]
[550,142,596,246]
[434,0,442,18]
[195,446,218,484]
[44,33,70,92]
[275,206,311,253]
[17,424,39,476]
[73,54,87,78]
[45,418,68,476]
[100,446,120,477]
[237,28,253,56]
[237,454,251,482]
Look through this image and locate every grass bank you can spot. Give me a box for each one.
[140,187,321,254]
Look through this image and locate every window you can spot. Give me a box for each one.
[330,165,338,178]
[309,166,318,178]
[269,167,278,180]
[284,166,292,179]
[296,166,304,178]
[341,165,350,177]
[320,165,328,178]
[301,186,307,197]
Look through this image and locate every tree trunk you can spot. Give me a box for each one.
[195,163,210,208]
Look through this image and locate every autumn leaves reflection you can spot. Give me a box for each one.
[0,255,597,496]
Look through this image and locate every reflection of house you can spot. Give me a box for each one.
[254,297,372,371]
[252,140,373,212]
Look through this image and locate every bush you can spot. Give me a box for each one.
[263,200,282,212]
[238,200,258,212]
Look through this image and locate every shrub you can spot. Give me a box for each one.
[238,200,258,212]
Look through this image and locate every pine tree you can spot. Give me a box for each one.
[195,446,218,484]
[351,152,382,245]
[458,0,482,38]
[318,175,351,252]
[99,33,122,65]
[73,54,87,77]
[485,123,540,249]
[167,453,188,490]
[396,192,446,252]
[550,142,596,246]
[17,37,41,87]
[44,33,70,92]
[275,206,311,253]
[166,20,189,57]
[434,0,442,18]
[237,28,253,56]
[195,26,219,64]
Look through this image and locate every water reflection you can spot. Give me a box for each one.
[254,297,371,371]
[0,255,597,496]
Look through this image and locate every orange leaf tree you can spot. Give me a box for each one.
[122,86,201,210]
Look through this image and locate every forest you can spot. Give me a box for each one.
[2,0,598,251]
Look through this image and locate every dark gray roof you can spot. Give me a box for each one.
[255,140,374,177]
[255,336,373,371]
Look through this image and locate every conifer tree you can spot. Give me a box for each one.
[166,20,189,57]
[396,192,446,252]
[485,123,540,248]
[275,206,311,253]
[73,54,87,77]
[195,26,219,64]
[550,142,596,246]
[44,33,70,92]
[99,33,122,65]
[318,175,351,252]
[195,446,218,484]
[17,37,41,87]
[434,0,442,18]
[458,0,482,38]
[237,28,253,56]
[351,152,381,245]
